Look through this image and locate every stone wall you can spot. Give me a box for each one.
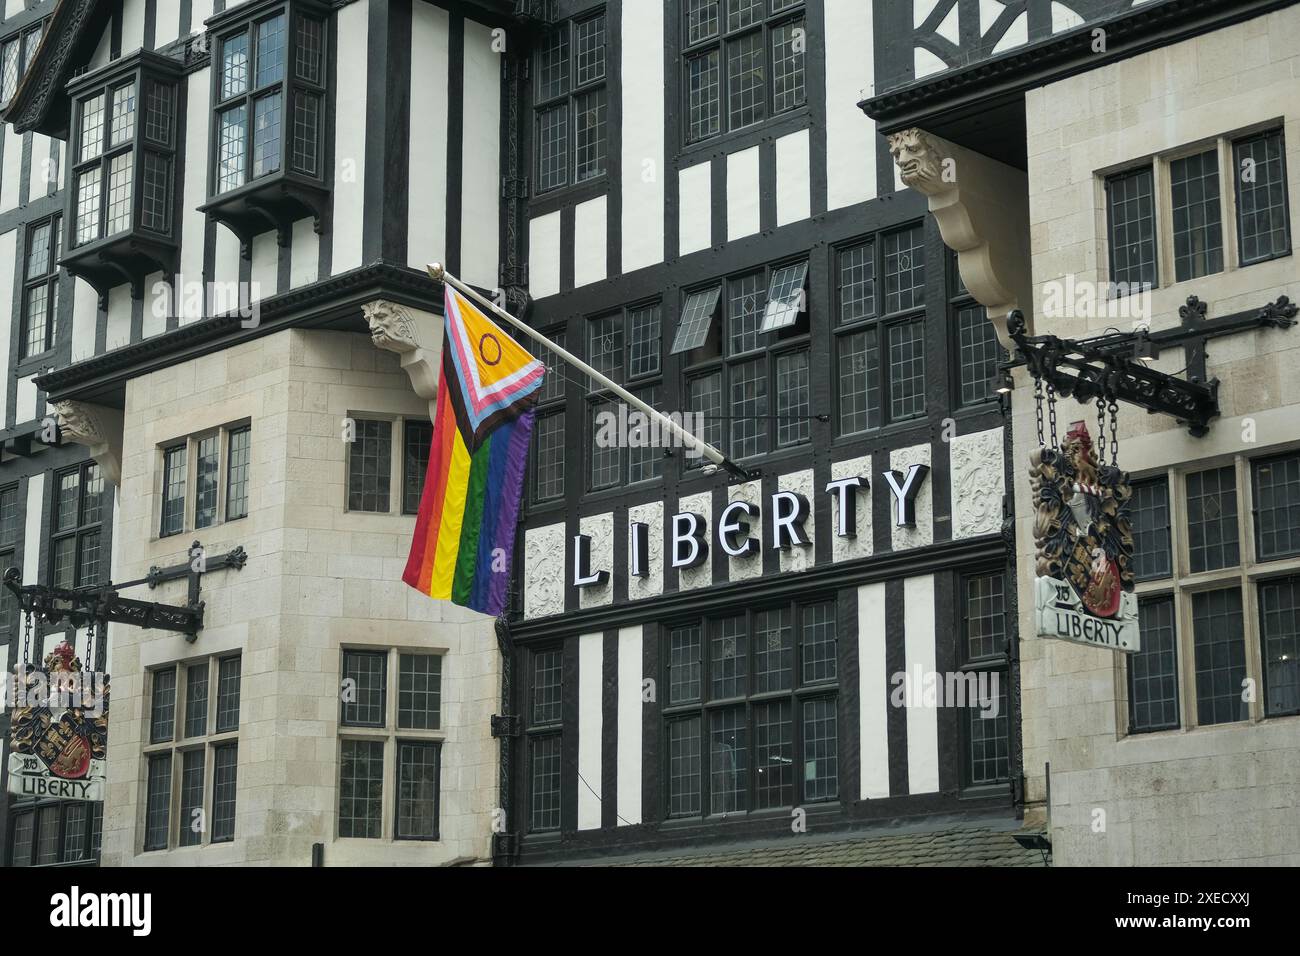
[101,328,499,866]
[1015,9,1300,864]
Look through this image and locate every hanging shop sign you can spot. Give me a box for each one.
[571,464,930,586]
[7,639,109,801]
[1030,397,1138,652]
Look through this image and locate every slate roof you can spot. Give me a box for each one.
[550,819,1050,868]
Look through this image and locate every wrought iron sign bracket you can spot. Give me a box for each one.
[1006,295,1297,437]
[3,541,248,643]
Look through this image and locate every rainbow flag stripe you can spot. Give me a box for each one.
[402,288,544,616]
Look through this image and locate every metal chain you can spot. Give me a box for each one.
[22,610,31,667]
[1034,376,1045,447]
[1096,397,1108,467]
[86,619,95,674]
[1046,382,1059,448]
[1109,399,1120,467]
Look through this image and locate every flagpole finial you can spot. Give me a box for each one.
[427,262,445,281]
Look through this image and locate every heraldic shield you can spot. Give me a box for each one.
[1030,422,1141,652]
[7,640,109,801]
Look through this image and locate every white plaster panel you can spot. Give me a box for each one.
[121,0,146,56]
[675,491,712,591]
[890,442,933,551]
[627,500,663,600]
[21,474,43,585]
[831,454,874,563]
[0,230,12,425]
[858,582,890,799]
[726,146,760,241]
[950,426,1005,539]
[777,468,815,574]
[407,2,450,272]
[616,625,643,824]
[578,512,614,609]
[573,196,608,288]
[528,212,561,299]
[577,632,603,830]
[71,278,99,363]
[904,574,939,795]
[330,0,369,273]
[620,0,665,272]
[0,128,23,212]
[251,232,279,302]
[724,479,763,583]
[154,0,181,47]
[15,375,37,426]
[775,128,811,226]
[678,161,712,255]
[290,218,320,289]
[29,133,52,199]
[460,20,500,289]
[106,286,132,350]
[142,272,168,339]
[179,69,210,324]
[524,522,565,619]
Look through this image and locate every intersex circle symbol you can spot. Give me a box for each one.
[479,332,502,366]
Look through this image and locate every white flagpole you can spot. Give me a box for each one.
[428,263,755,482]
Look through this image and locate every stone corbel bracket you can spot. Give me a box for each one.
[50,400,125,487]
[362,300,442,402]
[888,128,1033,349]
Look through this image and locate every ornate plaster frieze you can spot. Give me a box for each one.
[362,300,442,402]
[50,400,124,487]
[888,127,1033,347]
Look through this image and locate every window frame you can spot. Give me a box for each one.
[1122,450,1300,735]
[947,251,1004,410]
[532,9,609,195]
[141,654,242,852]
[0,20,47,108]
[529,337,568,506]
[680,0,808,147]
[49,460,107,590]
[6,800,102,867]
[659,597,840,820]
[957,568,1011,790]
[157,423,252,538]
[335,646,446,843]
[20,215,61,360]
[833,226,929,438]
[344,413,432,516]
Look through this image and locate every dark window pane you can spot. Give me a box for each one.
[144,80,174,144]
[145,753,173,850]
[965,571,1007,661]
[1233,129,1290,265]
[341,650,386,727]
[668,625,702,704]
[216,656,241,732]
[109,82,135,146]
[1259,576,1300,718]
[1169,149,1223,281]
[185,661,209,738]
[178,749,205,847]
[211,744,238,842]
[398,653,441,730]
[11,810,33,867]
[965,674,1008,785]
[589,397,621,491]
[226,426,251,520]
[81,463,102,525]
[687,372,724,469]
[402,420,433,515]
[536,26,569,100]
[628,303,662,378]
[839,241,875,324]
[530,734,562,831]
[802,698,838,800]
[56,471,79,532]
[338,739,383,839]
[77,530,102,587]
[1186,466,1239,573]
[532,412,565,502]
[78,92,105,161]
[686,0,720,44]
[887,319,926,421]
[754,699,792,808]
[729,356,767,459]
[956,304,1003,406]
[574,88,606,183]
[141,152,172,233]
[882,225,926,313]
[255,14,286,87]
[711,616,748,700]
[1107,167,1158,291]
[216,105,247,193]
[1253,453,1300,562]
[671,286,721,355]
[291,89,321,175]
[728,270,766,355]
[195,435,220,529]
[668,716,702,816]
[151,667,177,743]
[628,385,665,484]
[726,29,764,130]
[1192,588,1248,726]
[776,349,810,447]
[63,803,89,861]
[709,706,748,814]
[574,14,606,85]
[295,16,324,84]
[801,601,837,684]
[1128,597,1180,732]
[537,104,568,192]
[161,445,187,537]
[74,168,102,244]
[1130,478,1172,579]
[770,17,805,114]
[686,50,721,142]
[396,741,440,839]
[251,92,282,178]
[838,327,880,435]
[754,607,793,693]
[36,806,59,864]
[531,648,563,725]
[587,312,623,383]
[537,330,568,403]
[347,419,392,513]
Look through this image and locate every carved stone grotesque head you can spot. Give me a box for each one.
[887,128,944,192]
[51,401,104,445]
[363,300,419,354]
